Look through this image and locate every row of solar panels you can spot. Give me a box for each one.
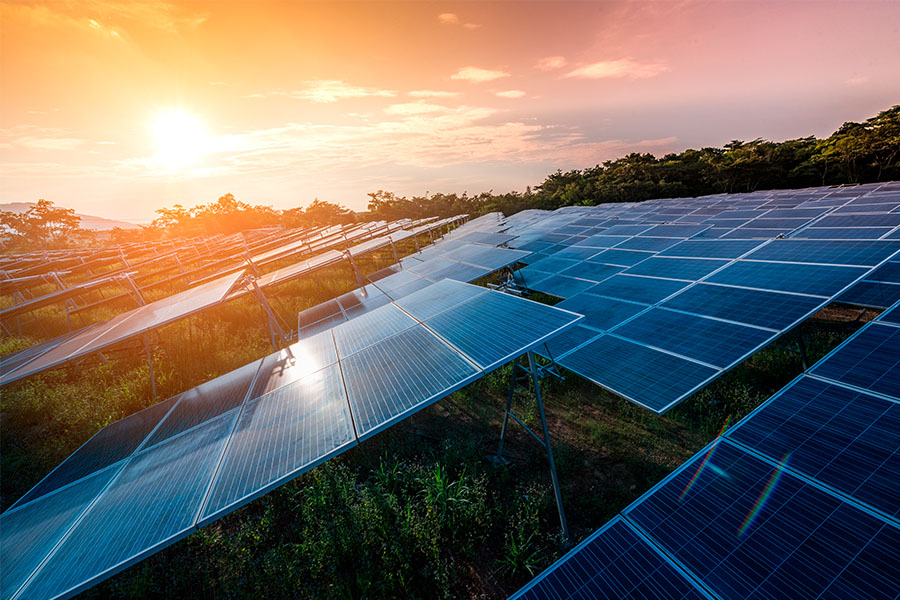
[511,300,900,600]
[0,280,582,600]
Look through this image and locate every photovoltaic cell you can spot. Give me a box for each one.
[744,239,900,266]
[613,308,774,368]
[0,464,120,600]
[626,440,900,600]
[837,280,900,308]
[332,303,417,356]
[661,283,823,330]
[556,293,648,333]
[535,324,600,361]
[250,331,338,399]
[423,291,581,371]
[587,274,690,305]
[615,236,681,252]
[810,322,900,399]
[623,257,729,281]
[879,302,900,325]
[706,261,868,296]
[728,376,900,519]
[10,395,179,509]
[19,413,236,600]
[509,517,712,600]
[558,261,623,283]
[527,274,597,299]
[200,363,355,523]
[340,326,481,440]
[559,335,718,413]
[659,239,766,259]
[393,278,487,321]
[590,249,654,267]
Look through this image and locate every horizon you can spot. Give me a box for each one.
[2,0,898,222]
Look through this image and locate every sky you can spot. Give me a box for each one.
[1,1,898,222]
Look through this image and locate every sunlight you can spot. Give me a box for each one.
[151,110,210,169]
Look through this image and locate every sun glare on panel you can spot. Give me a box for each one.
[151,110,210,169]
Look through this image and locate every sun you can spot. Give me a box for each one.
[151,111,210,168]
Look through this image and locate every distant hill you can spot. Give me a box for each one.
[0,202,141,231]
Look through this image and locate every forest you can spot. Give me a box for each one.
[1,105,897,251]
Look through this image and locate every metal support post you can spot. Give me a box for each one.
[528,351,570,540]
[344,251,365,288]
[389,237,401,265]
[143,334,157,401]
[248,277,287,351]
[121,273,146,306]
[413,235,421,254]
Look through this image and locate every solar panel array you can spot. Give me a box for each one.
[499,182,900,412]
[1,280,582,600]
[510,301,900,600]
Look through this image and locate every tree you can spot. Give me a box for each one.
[0,199,85,250]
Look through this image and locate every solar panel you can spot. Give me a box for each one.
[20,413,236,600]
[555,293,648,332]
[525,274,597,298]
[509,517,713,600]
[200,363,355,523]
[623,257,729,281]
[611,308,773,368]
[809,322,900,400]
[705,261,868,296]
[558,335,719,413]
[626,440,899,600]
[589,248,654,267]
[332,303,417,356]
[743,239,900,266]
[586,274,690,305]
[728,376,900,519]
[661,283,823,330]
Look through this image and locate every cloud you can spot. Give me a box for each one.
[438,13,459,24]
[409,90,460,98]
[565,59,669,79]
[280,80,397,103]
[845,75,869,86]
[495,90,526,99]
[463,23,481,30]
[535,56,567,71]
[451,66,510,83]
[384,103,449,116]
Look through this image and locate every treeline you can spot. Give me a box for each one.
[366,105,899,220]
[3,105,897,251]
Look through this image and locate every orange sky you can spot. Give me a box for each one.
[1,1,898,221]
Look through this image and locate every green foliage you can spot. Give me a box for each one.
[0,199,93,250]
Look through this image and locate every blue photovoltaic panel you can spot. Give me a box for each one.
[332,303,417,356]
[659,239,765,259]
[810,322,900,399]
[200,363,355,523]
[744,239,900,266]
[728,376,900,519]
[527,274,597,299]
[612,308,773,368]
[791,227,894,240]
[626,440,900,600]
[661,283,823,330]
[19,413,236,600]
[590,248,654,267]
[393,278,487,321]
[865,260,900,282]
[10,394,179,509]
[147,359,261,448]
[721,227,790,239]
[706,261,868,296]
[814,213,900,228]
[640,224,710,238]
[623,257,729,281]
[553,246,603,261]
[602,224,654,236]
[340,326,481,440]
[509,517,712,600]
[519,255,580,274]
[535,324,600,361]
[559,335,718,413]
[586,274,690,305]
[556,293,647,333]
[558,261,623,283]
[880,302,900,325]
[423,290,582,371]
[615,236,681,252]
[0,464,120,600]
[837,280,900,308]
[250,331,338,399]
[742,217,811,230]
[573,235,629,249]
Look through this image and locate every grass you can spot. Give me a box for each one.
[0,236,876,598]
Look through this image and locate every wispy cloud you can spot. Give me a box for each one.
[451,66,510,83]
[409,90,460,99]
[438,13,459,25]
[463,23,481,30]
[535,56,567,71]
[566,59,669,79]
[495,90,526,99]
[845,75,869,86]
[384,103,449,116]
[278,80,397,103]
